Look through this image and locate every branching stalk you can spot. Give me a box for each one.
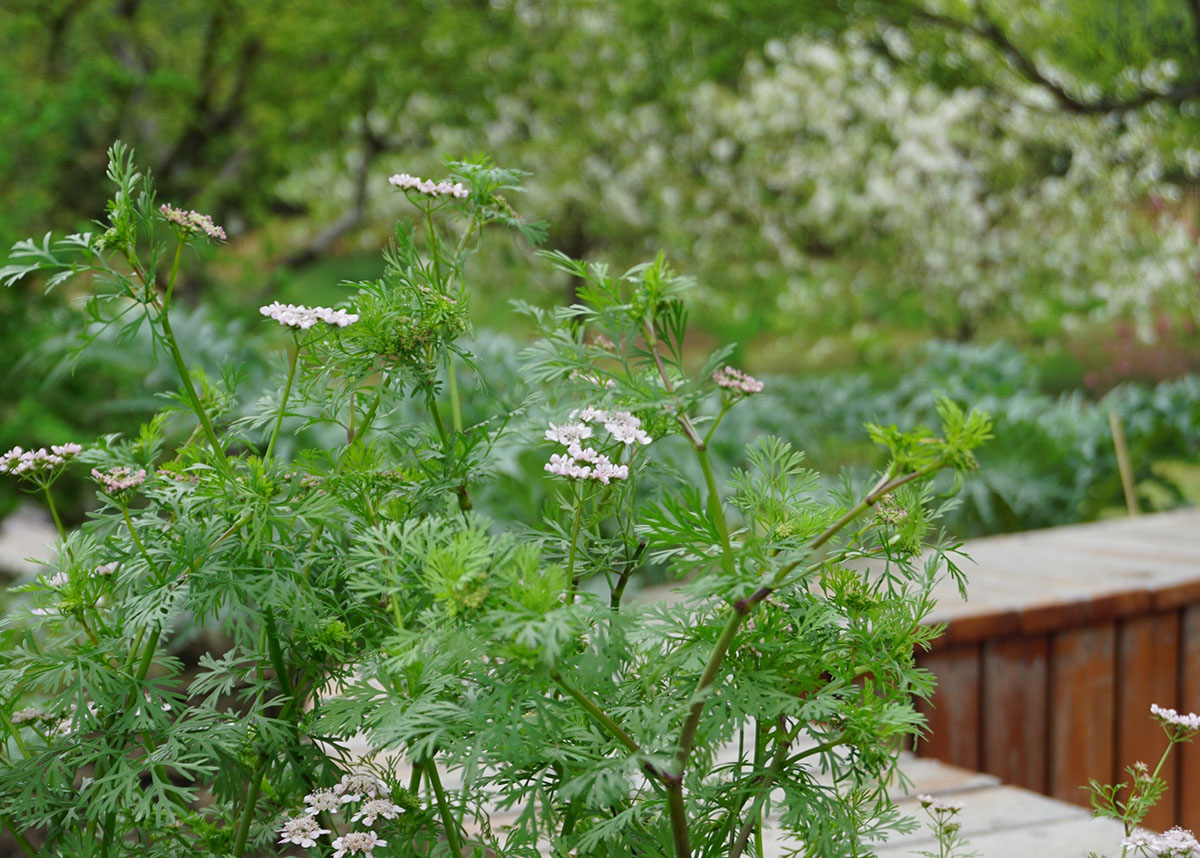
[266,341,300,460]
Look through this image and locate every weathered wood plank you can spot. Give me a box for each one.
[1179,604,1200,830]
[915,646,981,771]
[981,636,1048,794]
[1115,613,1179,833]
[1048,623,1115,807]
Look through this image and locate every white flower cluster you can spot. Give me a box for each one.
[713,366,764,395]
[259,301,359,329]
[916,794,965,813]
[332,831,388,857]
[94,561,119,577]
[1151,703,1200,732]
[159,204,227,241]
[1123,827,1200,857]
[91,466,147,495]
[0,443,82,477]
[278,816,330,849]
[543,408,651,485]
[388,172,469,199]
[282,773,397,857]
[11,707,51,725]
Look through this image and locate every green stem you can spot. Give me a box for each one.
[122,506,160,579]
[232,762,266,857]
[695,447,734,575]
[42,485,65,539]
[550,670,641,755]
[159,308,231,474]
[266,343,300,460]
[565,491,585,603]
[350,375,387,444]
[446,352,463,436]
[163,242,183,309]
[1,814,35,858]
[666,783,692,858]
[424,760,466,858]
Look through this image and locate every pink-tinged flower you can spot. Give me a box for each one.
[1123,826,1200,857]
[713,366,764,395]
[332,831,387,857]
[388,172,469,199]
[260,301,359,329]
[545,421,593,446]
[1151,703,1200,733]
[278,815,330,848]
[0,443,82,476]
[91,466,147,495]
[160,204,226,241]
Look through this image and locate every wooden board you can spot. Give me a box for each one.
[981,636,1048,793]
[915,646,981,771]
[1048,624,1115,806]
[1180,604,1200,830]
[1115,613,1179,832]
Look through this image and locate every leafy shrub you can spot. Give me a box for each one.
[0,145,989,858]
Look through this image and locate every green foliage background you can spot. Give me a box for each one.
[2,0,1200,531]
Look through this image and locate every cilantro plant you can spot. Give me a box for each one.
[0,144,990,858]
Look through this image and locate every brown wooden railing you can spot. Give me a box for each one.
[913,509,1200,832]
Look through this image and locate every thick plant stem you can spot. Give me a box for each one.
[266,343,300,460]
[425,760,466,858]
[159,309,231,474]
[232,762,267,857]
[666,783,692,858]
[43,485,65,538]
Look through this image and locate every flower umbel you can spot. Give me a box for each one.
[713,366,764,395]
[260,301,360,330]
[352,798,402,826]
[388,172,469,199]
[278,815,330,849]
[159,204,226,241]
[333,773,386,803]
[0,443,82,477]
[91,466,147,496]
[332,831,387,857]
[1123,826,1200,857]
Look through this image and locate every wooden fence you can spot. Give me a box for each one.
[912,510,1200,832]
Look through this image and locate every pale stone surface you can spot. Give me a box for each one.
[0,504,57,580]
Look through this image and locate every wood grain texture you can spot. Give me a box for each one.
[981,636,1048,793]
[1180,605,1200,830]
[915,646,982,771]
[1048,624,1115,807]
[1115,614,1178,832]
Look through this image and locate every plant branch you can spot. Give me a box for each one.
[266,342,300,460]
[424,759,466,858]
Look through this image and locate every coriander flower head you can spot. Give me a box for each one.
[713,366,764,395]
[260,301,359,330]
[1123,826,1200,857]
[333,772,386,803]
[278,815,330,849]
[91,466,147,496]
[542,407,650,485]
[160,204,226,241]
[352,798,402,826]
[303,787,342,815]
[1151,703,1200,734]
[0,443,82,477]
[11,707,50,725]
[388,172,469,199]
[332,831,387,857]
